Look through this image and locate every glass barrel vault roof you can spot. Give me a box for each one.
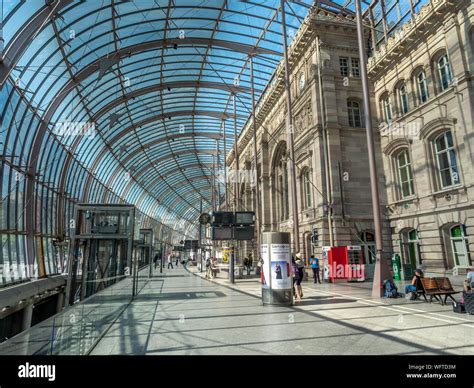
[1,1,382,234]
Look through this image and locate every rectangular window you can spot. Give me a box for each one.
[351,58,360,77]
[417,71,429,103]
[397,151,414,198]
[435,131,459,188]
[340,57,349,77]
[399,84,409,114]
[303,170,312,209]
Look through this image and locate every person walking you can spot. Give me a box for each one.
[291,258,299,301]
[256,256,263,276]
[246,255,252,276]
[175,255,179,267]
[153,253,159,269]
[167,253,173,269]
[247,254,253,276]
[205,257,212,279]
[310,255,321,284]
[295,253,305,300]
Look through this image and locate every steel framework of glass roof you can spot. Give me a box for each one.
[0,0,429,283]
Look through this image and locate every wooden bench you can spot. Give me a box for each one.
[433,277,460,305]
[420,277,460,305]
[415,280,428,302]
[420,278,441,304]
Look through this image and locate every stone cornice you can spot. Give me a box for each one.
[367,0,467,76]
[226,7,359,166]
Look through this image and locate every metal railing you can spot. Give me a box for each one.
[0,265,151,355]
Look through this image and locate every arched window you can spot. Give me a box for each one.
[434,131,459,188]
[347,99,362,127]
[301,168,312,209]
[416,69,429,103]
[398,82,409,114]
[438,54,453,91]
[396,149,414,198]
[382,94,393,122]
[277,151,290,221]
[450,225,471,267]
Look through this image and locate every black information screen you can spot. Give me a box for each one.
[234,212,254,225]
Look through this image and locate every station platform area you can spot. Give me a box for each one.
[88,265,474,355]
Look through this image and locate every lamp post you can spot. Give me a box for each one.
[249,55,261,264]
[355,0,392,297]
[280,0,300,254]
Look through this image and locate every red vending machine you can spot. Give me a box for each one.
[328,246,347,282]
[328,246,364,283]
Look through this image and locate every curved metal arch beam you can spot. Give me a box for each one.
[70,108,239,161]
[153,175,214,199]
[106,108,244,136]
[163,189,213,221]
[26,37,272,260]
[149,173,215,197]
[117,156,216,199]
[31,36,261,197]
[83,124,227,172]
[91,81,252,121]
[119,152,217,185]
[134,188,199,225]
[69,109,237,207]
[29,35,277,178]
[111,149,218,201]
[84,120,230,182]
[0,1,74,89]
[162,185,214,214]
[150,163,215,183]
[60,38,280,93]
[150,175,217,217]
[96,103,246,139]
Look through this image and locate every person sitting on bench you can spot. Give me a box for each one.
[405,268,423,300]
[466,268,474,292]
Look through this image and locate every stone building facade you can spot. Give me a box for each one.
[227,8,391,275]
[368,0,474,276]
[227,0,473,278]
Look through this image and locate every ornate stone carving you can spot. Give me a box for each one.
[294,100,313,136]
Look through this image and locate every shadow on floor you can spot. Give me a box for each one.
[134,291,226,301]
[296,297,358,306]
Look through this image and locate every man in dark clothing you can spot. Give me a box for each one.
[310,255,321,284]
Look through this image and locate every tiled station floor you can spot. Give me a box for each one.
[90,265,474,355]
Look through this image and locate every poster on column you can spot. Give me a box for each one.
[261,244,269,289]
[270,244,291,290]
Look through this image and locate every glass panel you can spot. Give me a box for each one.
[398,151,406,166]
[446,131,454,147]
[440,169,452,187]
[400,167,408,182]
[340,57,349,76]
[435,134,446,151]
[438,152,449,170]
[351,58,360,77]
[401,182,410,197]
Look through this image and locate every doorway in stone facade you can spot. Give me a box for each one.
[360,231,376,264]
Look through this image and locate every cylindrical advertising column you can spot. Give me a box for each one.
[261,232,293,305]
